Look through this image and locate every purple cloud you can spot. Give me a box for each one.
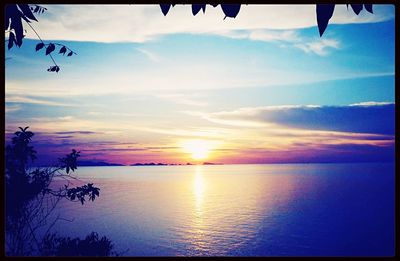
[207,103,395,135]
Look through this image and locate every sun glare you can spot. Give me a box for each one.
[181,139,212,160]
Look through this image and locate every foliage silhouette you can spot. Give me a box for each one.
[5,127,115,256]
[221,4,241,19]
[159,4,374,36]
[41,232,118,256]
[316,4,374,36]
[5,4,77,73]
[192,4,206,16]
[316,4,335,37]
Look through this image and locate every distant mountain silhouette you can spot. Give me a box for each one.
[78,160,125,167]
[203,162,215,165]
[130,162,168,166]
[129,162,224,166]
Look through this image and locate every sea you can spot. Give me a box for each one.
[48,163,395,256]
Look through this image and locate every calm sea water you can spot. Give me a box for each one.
[50,163,394,256]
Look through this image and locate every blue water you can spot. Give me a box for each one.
[50,163,394,256]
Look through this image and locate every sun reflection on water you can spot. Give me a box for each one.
[191,166,206,251]
[193,166,205,209]
[181,165,299,255]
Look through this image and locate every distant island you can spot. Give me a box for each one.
[130,162,223,166]
[78,160,125,166]
[131,162,168,166]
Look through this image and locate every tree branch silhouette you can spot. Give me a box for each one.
[24,21,59,71]
[5,4,77,73]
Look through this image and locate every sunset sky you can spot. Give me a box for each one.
[5,4,395,165]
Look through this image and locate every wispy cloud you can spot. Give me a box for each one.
[6,95,77,107]
[294,38,340,56]
[349,101,394,106]
[218,29,300,42]
[5,104,22,113]
[136,48,160,62]
[82,148,146,152]
[219,29,340,56]
[136,126,227,139]
[155,93,208,107]
[55,131,98,135]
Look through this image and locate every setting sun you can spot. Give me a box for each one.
[181,139,213,160]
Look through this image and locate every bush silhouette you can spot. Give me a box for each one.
[41,232,117,256]
[5,126,116,256]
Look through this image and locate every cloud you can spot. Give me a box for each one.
[136,126,227,139]
[145,146,179,150]
[155,93,208,106]
[5,104,22,113]
[204,102,395,135]
[218,29,300,42]
[55,131,98,135]
[29,4,393,43]
[350,101,394,106]
[294,38,340,56]
[82,148,146,152]
[218,29,340,55]
[136,48,160,62]
[13,129,180,165]
[57,116,74,121]
[6,95,77,107]
[227,142,394,164]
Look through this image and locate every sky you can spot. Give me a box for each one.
[5,4,395,165]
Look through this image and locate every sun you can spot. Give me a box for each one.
[181,139,212,160]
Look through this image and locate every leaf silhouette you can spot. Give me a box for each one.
[316,4,335,36]
[192,4,206,16]
[35,42,44,51]
[31,4,47,14]
[17,4,37,21]
[221,4,241,18]
[45,43,55,55]
[350,4,363,15]
[364,4,373,14]
[160,4,171,16]
[67,51,73,56]
[59,46,67,55]
[47,65,59,72]
[8,32,15,50]
[11,12,24,46]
